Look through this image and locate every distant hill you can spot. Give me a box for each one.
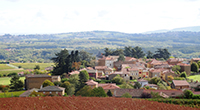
[144,26,200,34]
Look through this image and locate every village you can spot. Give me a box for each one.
[19,54,200,98]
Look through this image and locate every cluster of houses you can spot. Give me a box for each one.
[20,56,200,98]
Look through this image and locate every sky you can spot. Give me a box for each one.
[0,0,200,35]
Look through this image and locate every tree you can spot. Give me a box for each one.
[104,48,112,56]
[111,75,124,85]
[42,79,54,87]
[68,74,80,92]
[134,46,145,58]
[10,75,23,91]
[146,51,153,59]
[76,86,92,96]
[91,87,107,97]
[180,71,187,78]
[134,82,141,89]
[172,65,181,73]
[149,77,162,85]
[79,50,93,62]
[153,48,170,60]
[120,83,134,89]
[60,81,75,96]
[121,92,132,98]
[107,90,112,97]
[191,62,199,72]
[118,54,125,61]
[184,90,193,99]
[72,62,81,70]
[34,65,40,70]
[78,70,89,89]
[124,46,132,57]
[198,61,200,69]
[167,75,174,81]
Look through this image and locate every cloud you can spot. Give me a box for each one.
[98,10,108,17]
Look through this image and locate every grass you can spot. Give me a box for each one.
[0,64,14,70]
[12,63,54,70]
[188,75,200,82]
[0,70,25,75]
[0,91,25,98]
[0,77,25,85]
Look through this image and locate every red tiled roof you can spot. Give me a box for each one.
[98,83,120,89]
[172,80,190,86]
[86,67,94,70]
[69,71,80,75]
[177,63,190,66]
[85,80,98,85]
[125,57,137,61]
[95,66,107,70]
[192,58,200,61]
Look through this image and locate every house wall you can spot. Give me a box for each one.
[38,91,63,96]
[179,65,191,76]
[26,77,52,90]
[106,60,114,68]
[171,83,190,89]
[129,70,139,79]
[98,60,105,66]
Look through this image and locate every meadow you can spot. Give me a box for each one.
[188,75,200,82]
[12,63,54,70]
[0,70,25,75]
[0,77,25,85]
[0,91,25,98]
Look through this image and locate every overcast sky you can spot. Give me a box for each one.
[0,0,200,34]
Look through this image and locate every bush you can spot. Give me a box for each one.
[7,72,17,77]
[174,77,185,80]
[29,91,44,97]
[42,79,54,87]
[18,66,22,68]
[134,82,141,89]
[184,90,193,99]
[121,92,132,98]
[141,92,152,98]
[149,77,162,85]
[0,74,2,77]
[54,81,62,86]
[167,75,174,81]
[107,90,112,97]
[61,78,69,83]
[90,87,107,97]
[180,72,187,78]
[111,75,124,85]
[76,86,92,96]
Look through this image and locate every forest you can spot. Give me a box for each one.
[0,31,200,62]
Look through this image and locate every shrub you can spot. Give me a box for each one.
[18,66,22,68]
[121,92,132,98]
[61,78,69,83]
[111,75,124,85]
[76,86,92,96]
[7,72,17,77]
[54,81,62,86]
[134,82,141,89]
[174,77,185,80]
[42,79,54,87]
[149,77,162,85]
[180,72,187,78]
[90,87,107,97]
[141,92,152,98]
[167,75,174,81]
[184,90,193,99]
[29,91,44,97]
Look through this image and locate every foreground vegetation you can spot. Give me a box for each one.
[0,91,25,98]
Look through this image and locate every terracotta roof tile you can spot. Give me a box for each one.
[38,86,65,92]
[85,80,98,85]
[98,83,120,89]
[172,80,190,86]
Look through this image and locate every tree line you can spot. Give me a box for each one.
[104,46,171,60]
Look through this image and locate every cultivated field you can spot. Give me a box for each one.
[0,97,197,110]
[0,77,25,85]
[0,64,14,70]
[12,63,54,70]
[0,70,25,75]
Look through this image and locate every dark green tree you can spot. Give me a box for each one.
[34,65,40,70]
[172,65,181,72]
[90,87,107,97]
[107,90,112,97]
[180,71,187,78]
[146,51,153,59]
[198,61,200,69]
[111,75,124,85]
[153,48,171,60]
[134,82,141,89]
[124,46,132,57]
[184,90,193,99]
[76,86,92,96]
[118,54,125,61]
[112,48,124,56]
[79,50,93,62]
[78,70,89,89]
[134,46,145,58]
[10,75,23,91]
[191,62,199,72]
[104,48,112,56]
[60,81,75,96]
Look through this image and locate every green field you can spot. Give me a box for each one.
[12,63,54,70]
[0,69,25,75]
[0,77,25,85]
[0,64,14,70]
[188,75,200,82]
[0,91,25,98]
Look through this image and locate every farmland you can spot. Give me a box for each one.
[0,91,25,98]
[0,97,197,110]
[0,77,25,85]
[12,63,54,70]
[0,64,14,70]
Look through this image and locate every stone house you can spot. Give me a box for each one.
[171,80,190,89]
[38,86,65,96]
[167,58,184,65]
[85,80,98,89]
[137,79,148,87]
[98,83,120,94]
[108,72,129,80]
[128,68,139,79]
[177,63,191,76]
[98,56,119,68]
[25,74,52,90]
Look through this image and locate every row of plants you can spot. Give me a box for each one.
[148,98,200,108]
[0,91,25,98]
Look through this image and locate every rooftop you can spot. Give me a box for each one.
[85,80,98,86]
[38,86,65,92]
[172,80,190,86]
